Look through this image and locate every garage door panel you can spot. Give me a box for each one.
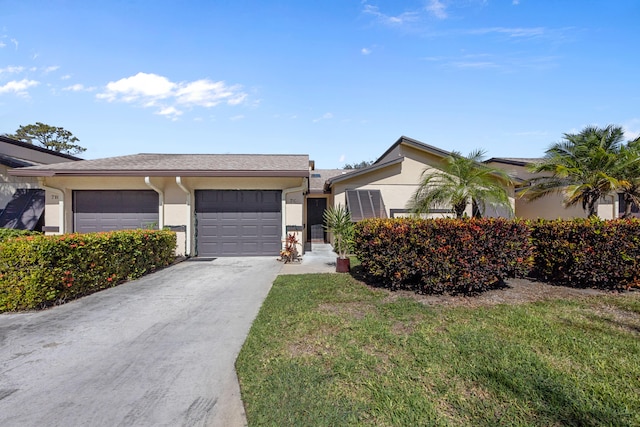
[196,190,282,257]
[73,191,159,233]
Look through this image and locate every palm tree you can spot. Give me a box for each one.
[521,125,625,217]
[616,137,640,217]
[408,149,514,218]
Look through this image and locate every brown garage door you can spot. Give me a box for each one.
[195,190,281,257]
[73,190,159,233]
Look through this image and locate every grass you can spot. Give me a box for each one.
[236,274,640,426]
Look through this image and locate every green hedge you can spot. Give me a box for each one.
[530,218,640,290]
[353,218,533,294]
[0,229,176,312]
[0,228,40,243]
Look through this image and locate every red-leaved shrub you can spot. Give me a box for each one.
[353,218,533,294]
[530,218,640,290]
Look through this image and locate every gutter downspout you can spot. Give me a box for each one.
[282,177,309,245]
[38,178,65,234]
[144,177,164,229]
[175,176,192,256]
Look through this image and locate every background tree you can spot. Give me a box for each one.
[6,122,86,155]
[407,149,513,218]
[343,160,374,170]
[522,125,625,217]
[615,136,640,217]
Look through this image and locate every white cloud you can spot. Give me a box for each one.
[43,65,60,73]
[313,112,334,123]
[361,47,371,55]
[466,27,546,39]
[98,72,176,103]
[450,61,498,69]
[61,74,72,80]
[512,0,520,4]
[63,83,95,92]
[0,66,25,74]
[0,41,5,48]
[426,0,447,19]
[0,79,39,96]
[362,4,419,26]
[339,154,345,163]
[156,106,183,120]
[230,114,245,121]
[176,79,248,107]
[10,38,18,49]
[97,72,248,118]
[623,119,640,141]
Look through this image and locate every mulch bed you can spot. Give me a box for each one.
[375,277,637,308]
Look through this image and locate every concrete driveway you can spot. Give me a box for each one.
[0,257,282,427]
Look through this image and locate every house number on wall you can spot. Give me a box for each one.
[289,197,300,204]
[51,195,59,200]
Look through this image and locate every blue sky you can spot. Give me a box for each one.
[1,0,638,167]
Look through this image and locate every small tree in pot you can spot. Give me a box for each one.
[323,204,354,272]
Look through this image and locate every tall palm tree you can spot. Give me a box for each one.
[408,149,514,218]
[521,125,625,217]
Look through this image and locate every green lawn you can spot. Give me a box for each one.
[236,274,640,427]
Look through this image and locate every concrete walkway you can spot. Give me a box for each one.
[279,243,338,275]
[0,257,282,427]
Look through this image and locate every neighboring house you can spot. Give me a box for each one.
[10,153,309,256]
[486,157,619,220]
[321,136,516,222]
[0,135,81,230]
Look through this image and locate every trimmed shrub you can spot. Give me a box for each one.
[0,228,39,243]
[530,218,640,290]
[353,218,533,294]
[0,229,176,312]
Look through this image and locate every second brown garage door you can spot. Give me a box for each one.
[195,190,282,257]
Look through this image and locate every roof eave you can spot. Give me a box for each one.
[324,157,404,190]
[8,169,310,178]
[373,136,451,165]
[485,158,531,167]
[0,135,83,161]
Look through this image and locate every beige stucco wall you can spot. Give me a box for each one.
[332,146,514,219]
[0,164,39,209]
[488,161,618,220]
[39,175,307,257]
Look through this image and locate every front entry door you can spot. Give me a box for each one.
[307,198,327,243]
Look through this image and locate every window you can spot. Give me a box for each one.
[345,190,387,221]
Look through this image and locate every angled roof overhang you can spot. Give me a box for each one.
[373,135,452,165]
[324,157,404,191]
[0,135,83,161]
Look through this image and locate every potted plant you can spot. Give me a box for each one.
[323,204,354,273]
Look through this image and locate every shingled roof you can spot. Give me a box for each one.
[9,153,310,177]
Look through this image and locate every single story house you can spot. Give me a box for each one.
[0,135,81,230]
[11,135,620,258]
[10,153,309,256]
